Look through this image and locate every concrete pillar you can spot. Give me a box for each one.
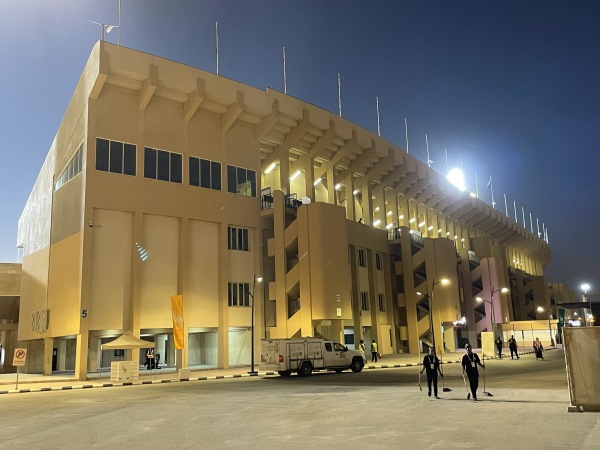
[43,337,54,375]
[327,167,336,205]
[59,339,67,371]
[362,184,373,226]
[331,320,344,344]
[344,174,355,221]
[89,336,100,373]
[75,332,88,380]
[218,221,230,368]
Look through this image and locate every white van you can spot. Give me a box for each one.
[260,337,366,376]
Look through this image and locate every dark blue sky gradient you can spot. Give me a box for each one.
[1,1,599,290]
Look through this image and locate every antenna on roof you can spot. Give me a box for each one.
[87,20,119,42]
[338,73,342,117]
[404,118,409,154]
[216,22,219,75]
[283,47,287,94]
[376,97,381,136]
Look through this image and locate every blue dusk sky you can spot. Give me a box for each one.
[1,1,599,291]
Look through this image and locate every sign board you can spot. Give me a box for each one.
[13,348,27,366]
[481,332,495,358]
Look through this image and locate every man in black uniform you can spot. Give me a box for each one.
[495,337,503,358]
[462,344,485,401]
[420,347,443,398]
[508,335,520,359]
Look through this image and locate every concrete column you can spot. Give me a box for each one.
[398,194,409,227]
[326,167,336,205]
[344,175,355,221]
[218,222,230,368]
[331,320,344,344]
[89,336,100,373]
[279,149,290,195]
[74,332,88,380]
[59,339,67,371]
[304,156,315,201]
[362,184,373,226]
[386,190,399,228]
[43,337,54,375]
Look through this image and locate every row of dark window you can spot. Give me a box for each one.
[228,282,250,307]
[95,138,256,196]
[360,292,386,312]
[228,226,249,251]
[357,248,384,270]
[55,145,84,191]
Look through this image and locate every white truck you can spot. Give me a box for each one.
[260,337,366,376]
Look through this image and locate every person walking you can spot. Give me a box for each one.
[371,340,378,363]
[420,348,443,398]
[359,339,366,354]
[534,337,544,360]
[495,336,503,358]
[508,335,520,359]
[462,344,485,401]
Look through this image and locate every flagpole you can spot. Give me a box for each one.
[536,217,540,237]
[283,47,287,94]
[475,172,479,198]
[445,148,448,175]
[521,207,526,228]
[216,22,219,75]
[529,212,534,233]
[504,194,508,217]
[404,118,409,154]
[513,201,518,223]
[426,134,432,167]
[488,176,496,208]
[338,73,342,117]
[376,97,381,136]
[118,0,121,46]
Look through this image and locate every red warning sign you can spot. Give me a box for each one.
[13,348,27,367]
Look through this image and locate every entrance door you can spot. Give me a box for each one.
[52,348,58,371]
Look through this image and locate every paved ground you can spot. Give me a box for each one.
[0,348,534,393]
[1,348,598,449]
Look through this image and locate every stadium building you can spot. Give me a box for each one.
[14,41,553,379]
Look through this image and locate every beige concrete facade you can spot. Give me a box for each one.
[16,42,552,379]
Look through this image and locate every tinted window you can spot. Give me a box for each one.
[123,144,136,175]
[247,170,256,197]
[109,141,123,174]
[200,159,211,188]
[171,153,182,183]
[96,138,109,171]
[237,167,246,194]
[189,157,199,186]
[227,165,236,193]
[211,161,221,190]
[157,150,170,181]
[144,147,157,179]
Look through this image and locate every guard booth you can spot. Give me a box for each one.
[101,331,154,382]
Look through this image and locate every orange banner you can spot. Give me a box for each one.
[170,294,185,350]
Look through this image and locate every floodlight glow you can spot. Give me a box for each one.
[438,229,442,233]
[537,306,544,312]
[581,283,591,292]
[387,211,392,216]
[353,189,360,195]
[470,192,476,198]
[428,225,434,231]
[373,219,381,227]
[264,162,277,174]
[500,288,509,294]
[447,168,466,192]
[446,232,450,236]
[256,277,263,283]
[409,218,416,224]
[335,183,343,191]
[399,214,404,220]
[386,223,394,229]
[476,297,483,302]
[290,170,301,181]
[313,177,322,186]
[375,207,380,212]
[440,278,450,285]
[418,221,425,227]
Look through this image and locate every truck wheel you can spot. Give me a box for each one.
[350,358,364,373]
[298,362,313,376]
[278,370,292,377]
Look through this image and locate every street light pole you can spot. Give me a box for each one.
[476,287,508,340]
[417,277,449,356]
[248,275,263,376]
